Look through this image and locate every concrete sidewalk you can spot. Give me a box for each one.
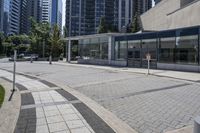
[55,61,200,82]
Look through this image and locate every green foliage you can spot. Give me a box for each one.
[108,25,119,33]
[29,17,51,56]
[0,85,5,107]
[49,25,63,58]
[98,17,108,34]
[129,13,141,33]
[63,26,68,38]
[7,35,30,45]
[0,32,4,55]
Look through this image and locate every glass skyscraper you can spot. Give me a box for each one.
[0,0,3,32]
[19,0,43,34]
[51,0,62,29]
[66,0,152,36]
[0,0,21,35]
[9,0,21,35]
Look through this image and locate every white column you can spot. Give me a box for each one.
[66,41,68,62]
[108,37,112,65]
[68,40,71,62]
[118,0,122,31]
[125,0,129,25]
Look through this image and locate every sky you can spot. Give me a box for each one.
[61,0,155,28]
[62,0,66,28]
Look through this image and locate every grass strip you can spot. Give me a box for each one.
[0,85,5,107]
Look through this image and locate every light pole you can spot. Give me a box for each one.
[43,39,45,58]
[12,50,17,92]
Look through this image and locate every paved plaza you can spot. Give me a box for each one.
[0,61,200,133]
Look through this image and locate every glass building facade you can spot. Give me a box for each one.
[114,26,200,69]
[73,26,200,72]
[79,36,109,60]
[51,0,62,29]
[65,0,152,36]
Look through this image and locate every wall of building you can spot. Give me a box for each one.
[167,0,200,30]
[141,0,200,31]
[66,0,152,36]
[0,0,3,32]
[141,0,180,31]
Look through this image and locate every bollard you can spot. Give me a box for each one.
[194,116,200,133]
[147,58,150,75]
[49,55,52,65]
[30,55,33,63]
[13,50,17,92]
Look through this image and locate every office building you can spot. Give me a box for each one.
[1,0,20,35]
[154,0,162,4]
[141,0,200,31]
[51,0,62,29]
[41,0,52,23]
[20,0,43,34]
[0,0,3,32]
[116,0,133,32]
[66,0,152,36]
[95,0,115,32]
[65,25,200,72]
[9,0,21,35]
[64,0,200,72]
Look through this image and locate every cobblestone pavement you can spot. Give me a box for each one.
[1,62,200,133]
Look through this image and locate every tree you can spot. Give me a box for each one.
[49,25,63,58]
[29,18,51,56]
[98,17,107,34]
[0,32,4,55]
[63,26,68,38]
[129,13,141,33]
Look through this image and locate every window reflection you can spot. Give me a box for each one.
[142,39,157,59]
[175,35,198,64]
[115,41,127,60]
[159,37,175,63]
[79,37,108,60]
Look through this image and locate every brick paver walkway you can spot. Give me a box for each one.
[0,69,115,133]
[1,62,200,133]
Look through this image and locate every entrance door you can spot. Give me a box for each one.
[141,39,157,69]
[128,48,142,67]
[128,40,142,67]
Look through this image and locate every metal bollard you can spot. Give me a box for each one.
[194,116,200,133]
[30,55,33,63]
[49,55,52,65]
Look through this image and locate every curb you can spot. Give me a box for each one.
[57,83,138,133]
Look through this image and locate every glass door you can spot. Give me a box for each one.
[141,39,157,68]
[128,40,141,67]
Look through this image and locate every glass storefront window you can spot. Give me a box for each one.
[159,37,175,63]
[128,40,141,59]
[90,38,100,59]
[115,41,127,60]
[100,37,108,59]
[141,39,157,59]
[128,40,141,49]
[79,37,109,60]
[175,35,198,64]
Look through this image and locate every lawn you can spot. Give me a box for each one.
[0,85,5,107]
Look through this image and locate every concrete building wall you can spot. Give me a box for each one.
[167,0,200,30]
[141,0,200,31]
[141,0,181,31]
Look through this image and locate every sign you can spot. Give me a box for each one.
[146,54,151,60]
